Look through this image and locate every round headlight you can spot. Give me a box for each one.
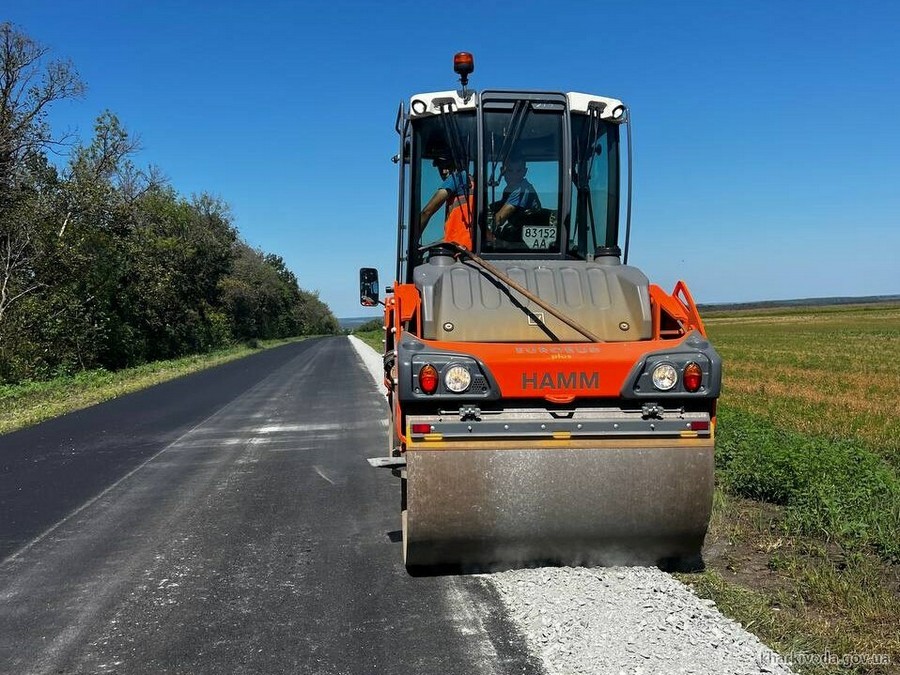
[651,363,678,391]
[444,364,472,393]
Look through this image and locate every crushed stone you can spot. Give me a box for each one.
[484,566,794,675]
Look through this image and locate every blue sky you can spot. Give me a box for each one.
[6,0,899,318]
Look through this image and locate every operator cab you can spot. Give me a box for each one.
[398,63,630,283]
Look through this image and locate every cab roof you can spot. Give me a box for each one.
[407,91,626,120]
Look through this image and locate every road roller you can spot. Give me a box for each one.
[361,53,722,571]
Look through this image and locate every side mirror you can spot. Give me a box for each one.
[359,267,380,307]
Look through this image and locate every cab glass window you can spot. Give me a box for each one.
[411,112,476,254]
[481,101,564,255]
[569,115,620,258]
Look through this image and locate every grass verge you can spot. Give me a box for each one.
[716,406,900,563]
[353,329,384,353]
[0,337,303,436]
[676,403,900,674]
[680,489,899,675]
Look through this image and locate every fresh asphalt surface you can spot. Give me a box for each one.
[0,338,542,675]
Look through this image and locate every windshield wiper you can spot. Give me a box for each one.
[488,101,530,191]
[432,97,472,207]
[574,104,604,254]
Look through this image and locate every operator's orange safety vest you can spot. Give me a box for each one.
[444,194,473,250]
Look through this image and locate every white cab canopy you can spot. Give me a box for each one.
[408,90,626,121]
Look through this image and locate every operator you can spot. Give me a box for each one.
[492,155,540,232]
[419,155,473,250]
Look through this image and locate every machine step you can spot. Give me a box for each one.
[367,456,407,469]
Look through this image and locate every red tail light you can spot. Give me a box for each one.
[683,362,703,392]
[411,423,432,434]
[419,364,439,394]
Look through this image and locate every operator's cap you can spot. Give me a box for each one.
[432,154,454,169]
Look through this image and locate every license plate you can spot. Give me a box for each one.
[523,226,557,249]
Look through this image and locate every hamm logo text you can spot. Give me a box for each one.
[522,372,600,390]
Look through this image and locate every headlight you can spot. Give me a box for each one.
[651,363,678,391]
[444,364,472,393]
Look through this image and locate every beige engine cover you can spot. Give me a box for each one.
[413,256,652,342]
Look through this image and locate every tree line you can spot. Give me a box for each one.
[0,23,338,384]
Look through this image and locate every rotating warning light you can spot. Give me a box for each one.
[419,364,439,395]
[453,52,474,79]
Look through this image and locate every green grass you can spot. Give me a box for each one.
[353,329,384,353]
[0,338,303,436]
[683,563,898,675]
[716,406,900,562]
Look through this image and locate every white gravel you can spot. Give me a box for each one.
[486,566,793,675]
[348,336,795,675]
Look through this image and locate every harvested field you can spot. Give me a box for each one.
[705,303,900,462]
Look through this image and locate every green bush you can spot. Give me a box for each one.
[717,405,900,562]
[353,319,384,333]
[205,311,234,349]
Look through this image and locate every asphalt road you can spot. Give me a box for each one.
[0,338,541,675]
